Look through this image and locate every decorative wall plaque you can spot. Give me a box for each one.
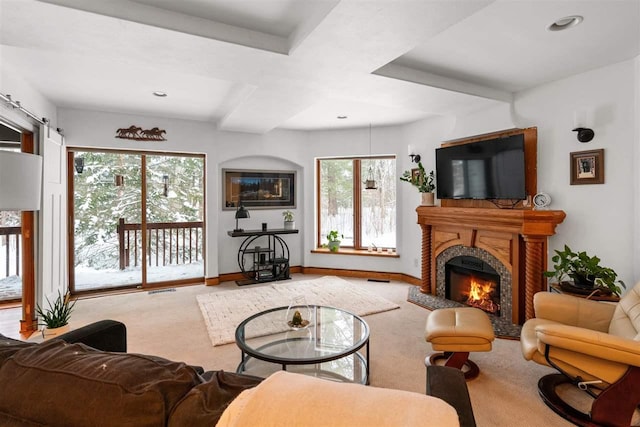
[115,126,166,141]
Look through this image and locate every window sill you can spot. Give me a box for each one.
[311,248,399,258]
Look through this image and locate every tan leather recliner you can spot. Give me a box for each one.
[521,282,640,427]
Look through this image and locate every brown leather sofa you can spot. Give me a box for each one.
[0,320,474,426]
[0,320,261,427]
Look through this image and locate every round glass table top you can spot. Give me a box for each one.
[235,305,369,365]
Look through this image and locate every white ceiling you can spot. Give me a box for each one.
[1,0,638,133]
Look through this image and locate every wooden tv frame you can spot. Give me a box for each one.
[438,127,537,209]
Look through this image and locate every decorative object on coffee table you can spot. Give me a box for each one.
[286,296,311,329]
[236,305,370,384]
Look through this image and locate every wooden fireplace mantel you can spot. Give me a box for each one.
[416,206,566,324]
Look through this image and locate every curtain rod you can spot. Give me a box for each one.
[0,92,64,136]
[0,93,48,125]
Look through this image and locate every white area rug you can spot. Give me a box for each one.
[197,276,400,346]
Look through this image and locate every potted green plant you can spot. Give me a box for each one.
[400,161,435,205]
[326,230,343,252]
[544,245,625,296]
[36,290,77,338]
[282,210,295,230]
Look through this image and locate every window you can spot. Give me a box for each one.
[317,156,396,250]
[69,150,205,293]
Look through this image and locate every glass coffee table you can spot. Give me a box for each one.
[235,305,370,384]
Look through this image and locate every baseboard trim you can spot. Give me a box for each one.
[213,266,304,286]
[205,277,220,286]
[210,267,420,287]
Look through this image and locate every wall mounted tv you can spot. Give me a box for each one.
[435,134,526,200]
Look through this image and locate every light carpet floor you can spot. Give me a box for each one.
[197,276,399,346]
[0,274,575,426]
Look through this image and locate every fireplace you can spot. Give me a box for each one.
[436,245,513,323]
[417,206,566,323]
[445,256,500,316]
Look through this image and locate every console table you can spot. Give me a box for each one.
[228,229,299,286]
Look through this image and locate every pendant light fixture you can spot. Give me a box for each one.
[365,123,377,190]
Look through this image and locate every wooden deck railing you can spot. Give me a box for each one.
[0,226,21,278]
[117,218,204,270]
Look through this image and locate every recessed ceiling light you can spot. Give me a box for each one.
[337,115,347,119]
[153,91,168,97]
[547,15,583,32]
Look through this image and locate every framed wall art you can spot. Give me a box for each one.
[411,168,421,184]
[570,149,604,185]
[222,169,296,210]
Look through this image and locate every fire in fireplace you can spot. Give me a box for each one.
[445,256,500,316]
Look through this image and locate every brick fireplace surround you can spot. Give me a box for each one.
[416,207,565,325]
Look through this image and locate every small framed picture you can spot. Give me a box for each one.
[570,149,604,185]
[411,168,421,185]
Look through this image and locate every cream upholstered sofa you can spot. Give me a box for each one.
[521,282,640,427]
[218,370,460,426]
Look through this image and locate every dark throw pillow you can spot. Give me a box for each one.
[168,370,262,427]
[0,340,200,427]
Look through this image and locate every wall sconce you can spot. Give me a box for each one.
[408,145,421,163]
[74,157,84,174]
[162,175,169,197]
[573,110,594,143]
[234,204,250,232]
[572,127,594,143]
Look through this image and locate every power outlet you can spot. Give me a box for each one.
[413,258,419,268]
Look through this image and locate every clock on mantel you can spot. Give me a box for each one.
[533,192,551,210]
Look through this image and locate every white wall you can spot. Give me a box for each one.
[304,126,406,274]
[7,56,639,287]
[217,156,303,274]
[57,109,411,279]
[399,58,638,286]
[400,116,453,277]
[0,67,58,132]
[514,59,636,287]
[635,55,640,282]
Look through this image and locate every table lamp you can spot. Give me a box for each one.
[234,204,249,232]
[0,151,43,211]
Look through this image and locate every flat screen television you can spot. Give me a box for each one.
[435,134,526,200]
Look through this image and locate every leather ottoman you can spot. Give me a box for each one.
[425,307,495,380]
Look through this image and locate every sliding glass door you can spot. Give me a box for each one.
[71,151,142,291]
[145,154,204,285]
[69,149,205,293]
